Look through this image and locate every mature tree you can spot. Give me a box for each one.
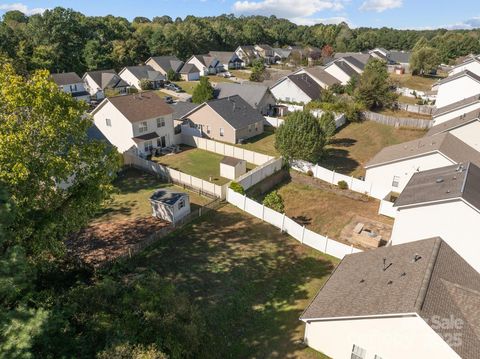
[139,78,153,90]
[410,46,441,75]
[249,58,266,82]
[318,111,336,139]
[263,191,285,213]
[191,77,214,103]
[167,69,180,82]
[354,58,397,110]
[0,63,119,256]
[275,111,327,162]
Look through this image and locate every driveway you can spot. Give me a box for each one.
[162,88,192,101]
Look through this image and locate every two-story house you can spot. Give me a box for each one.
[51,72,90,101]
[91,92,175,156]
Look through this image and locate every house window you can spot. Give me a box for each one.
[178,198,185,209]
[105,118,112,127]
[392,175,400,188]
[219,128,224,137]
[157,118,165,128]
[255,122,259,131]
[144,140,153,152]
[139,121,148,133]
[70,84,78,92]
[351,345,366,359]
[206,125,210,134]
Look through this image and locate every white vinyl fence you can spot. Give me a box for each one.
[265,112,346,129]
[236,157,284,190]
[264,116,284,128]
[124,152,227,198]
[227,188,362,259]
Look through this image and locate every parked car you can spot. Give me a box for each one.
[165,83,183,93]
[164,96,174,104]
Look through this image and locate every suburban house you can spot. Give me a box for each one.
[170,101,200,137]
[432,94,480,126]
[272,48,291,63]
[364,132,480,194]
[51,72,90,101]
[254,44,275,63]
[235,45,259,66]
[150,189,190,224]
[324,60,359,85]
[369,47,390,61]
[449,55,480,77]
[270,73,321,104]
[208,51,242,70]
[82,70,128,100]
[91,92,175,155]
[391,163,480,273]
[178,63,201,81]
[214,82,276,115]
[186,55,221,76]
[145,55,184,76]
[427,109,480,151]
[301,237,480,359]
[369,48,412,72]
[435,70,480,108]
[293,67,341,89]
[181,95,264,144]
[118,65,165,90]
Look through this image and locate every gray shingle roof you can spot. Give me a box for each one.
[170,101,200,120]
[179,63,200,74]
[332,60,358,78]
[221,156,244,166]
[394,162,480,209]
[132,132,160,142]
[365,132,480,168]
[84,70,128,90]
[428,109,480,136]
[334,52,371,65]
[387,51,411,64]
[438,70,480,86]
[51,72,82,86]
[148,56,184,73]
[433,94,480,117]
[208,51,240,65]
[301,238,480,359]
[287,73,322,100]
[123,65,165,82]
[150,189,186,206]
[214,82,272,110]
[272,48,291,59]
[343,56,366,71]
[302,67,341,87]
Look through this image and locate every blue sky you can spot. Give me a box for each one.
[0,0,479,29]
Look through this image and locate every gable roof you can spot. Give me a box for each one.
[208,51,239,65]
[221,156,244,166]
[428,109,480,136]
[150,189,186,206]
[51,72,82,86]
[449,55,480,72]
[184,95,264,129]
[235,45,257,58]
[437,70,480,86]
[272,48,291,58]
[387,51,411,64]
[214,82,272,109]
[287,73,322,100]
[189,55,218,68]
[394,162,480,210]
[122,65,165,82]
[92,92,173,122]
[371,50,388,61]
[84,70,128,90]
[365,132,480,168]
[170,101,200,120]
[300,237,480,359]
[255,44,273,52]
[334,52,371,65]
[342,56,366,71]
[147,56,184,73]
[301,67,341,87]
[328,60,358,78]
[433,94,480,117]
[179,63,200,74]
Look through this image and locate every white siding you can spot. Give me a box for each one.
[270,77,312,104]
[365,152,454,195]
[304,315,460,359]
[450,61,480,77]
[295,69,329,89]
[324,64,351,85]
[83,74,104,99]
[433,102,480,126]
[436,77,480,108]
[449,121,480,152]
[119,68,141,90]
[131,114,176,147]
[391,200,480,272]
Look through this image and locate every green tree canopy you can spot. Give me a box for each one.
[191,77,214,104]
[410,46,441,75]
[275,110,327,163]
[318,111,336,139]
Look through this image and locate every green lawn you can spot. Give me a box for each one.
[321,121,426,177]
[95,168,211,223]
[114,204,336,358]
[390,73,440,91]
[398,95,419,105]
[153,147,255,185]
[155,90,178,100]
[173,81,198,95]
[237,126,279,157]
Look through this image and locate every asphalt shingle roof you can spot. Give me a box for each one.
[150,189,186,206]
[433,94,480,117]
[84,70,128,90]
[148,56,184,73]
[170,101,200,120]
[302,67,341,87]
[123,65,165,81]
[428,109,480,136]
[214,82,272,109]
[51,72,82,86]
[287,73,322,100]
[387,51,411,64]
[438,70,480,86]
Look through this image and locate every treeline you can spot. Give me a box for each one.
[1,7,480,74]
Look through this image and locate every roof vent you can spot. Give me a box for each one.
[359,279,365,283]
[436,178,444,183]
[387,280,393,285]
[400,272,406,277]
[412,254,422,262]
[382,258,392,271]
[446,189,451,193]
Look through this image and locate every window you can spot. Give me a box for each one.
[139,121,148,133]
[144,140,153,152]
[206,125,210,134]
[70,84,77,92]
[178,198,185,209]
[157,138,162,147]
[219,128,224,137]
[392,175,400,188]
[157,118,165,128]
[105,118,112,127]
[255,122,259,131]
[351,345,366,359]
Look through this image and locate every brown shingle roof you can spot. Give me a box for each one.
[428,109,480,136]
[51,72,82,86]
[393,162,480,209]
[301,238,480,359]
[303,67,341,87]
[95,92,173,122]
[365,133,480,168]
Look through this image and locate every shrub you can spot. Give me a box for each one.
[306,169,313,177]
[263,191,285,213]
[229,181,245,195]
[139,78,153,91]
[191,77,214,104]
[337,180,348,190]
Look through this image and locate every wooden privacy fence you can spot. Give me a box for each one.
[227,188,361,259]
[363,111,433,130]
[397,103,434,115]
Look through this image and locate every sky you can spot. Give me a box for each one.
[0,0,479,30]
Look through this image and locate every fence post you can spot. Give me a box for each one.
[262,204,265,221]
[243,194,247,211]
[350,176,354,189]
[369,181,373,196]
[325,236,329,254]
[350,244,354,254]
[315,165,319,178]
[280,213,285,233]
[332,170,336,185]
[301,226,305,244]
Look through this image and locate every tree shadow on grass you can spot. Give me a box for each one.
[328,137,357,148]
[320,148,360,175]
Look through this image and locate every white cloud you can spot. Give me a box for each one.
[359,0,402,12]
[233,0,346,19]
[446,16,480,29]
[292,16,350,26]
[0,2,46,16]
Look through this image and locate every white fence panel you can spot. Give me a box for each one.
[282,217,303,239]
[243,150,255,164]
[245,198,264,219]
[325,239,360,259]
[264,116,284,128]
[379,199,397,218]
[302,229,327,252]
[264,206,284,229]
[227,189,245,208]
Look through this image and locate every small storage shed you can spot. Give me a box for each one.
[150,189,190,224]
[220,156,247,180]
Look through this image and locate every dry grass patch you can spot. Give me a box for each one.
[390,73,440,91]
[377,108,432,120]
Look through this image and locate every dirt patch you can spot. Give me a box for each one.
[67,216,170,267]
[339,215,393,250]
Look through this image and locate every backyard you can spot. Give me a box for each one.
[237,125,279,157]
[152,146,255,185]
[390,73,440,91]
[377,108,432,120]
[111,204,336,358]
[321,121,426,177]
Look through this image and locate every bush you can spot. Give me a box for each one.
[263,191,285,213]
[139,78,153,91]
[306,169,313,177]
[229,181,245,195]
[337,180,348,190]
[191,77,214,104]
